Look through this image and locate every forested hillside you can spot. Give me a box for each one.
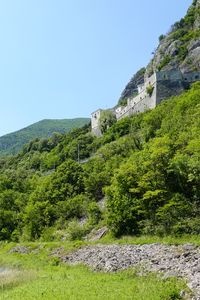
[0,118,90,156]
[0,82,200,241]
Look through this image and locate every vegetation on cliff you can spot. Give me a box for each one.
[146,0,200,75]
[118,1,200,107]
[118,67,146,106]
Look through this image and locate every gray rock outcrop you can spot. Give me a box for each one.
[118,67,145,104]
[119,1,200,107]
[145,0,200,77]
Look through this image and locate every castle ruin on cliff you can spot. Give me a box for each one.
[91,69,200,136]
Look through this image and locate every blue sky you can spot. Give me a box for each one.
[0,0,192,136]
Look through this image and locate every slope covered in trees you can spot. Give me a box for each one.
[0,118,90,156]
[0,82,200,241]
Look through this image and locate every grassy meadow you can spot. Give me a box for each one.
[0,239,191,300]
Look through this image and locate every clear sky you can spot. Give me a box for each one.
[0,0,192,136]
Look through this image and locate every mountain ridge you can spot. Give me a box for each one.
[0,118,90,156]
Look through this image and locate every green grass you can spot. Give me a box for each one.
[99,234,200,246]
[0,241,190,300]
[0,266,186,300]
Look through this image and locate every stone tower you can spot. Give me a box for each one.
[91,109,102,136]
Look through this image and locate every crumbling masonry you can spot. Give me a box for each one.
[91,69,200,136]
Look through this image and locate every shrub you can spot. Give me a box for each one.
[146,85,154,96]
[159,34,165,42]
[66,220,87,241]
[157,55,171,71]
[99,110,117,134]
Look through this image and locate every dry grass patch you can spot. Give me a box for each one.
[0,268,36,290]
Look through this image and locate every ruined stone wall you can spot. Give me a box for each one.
[91,109,102,136]
[145,73,157,87]
[156,70,200,105]
[116,73,156,120]
[92,127,102,136]
[156,80,185,105]
[156,69,183,81]
[91,70,200,135]
[130,95,155,115]
[131,83,157,114]
[182,71,200,82]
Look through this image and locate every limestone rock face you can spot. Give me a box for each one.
[180,45,200,73]
[118,67,145,103]
[145,0,200,77]
[181,37,200,72]
[118,1,200,107]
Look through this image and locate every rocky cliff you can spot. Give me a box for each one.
[119,0,200,102]
[118,67,145,105]
[145,0,200,77]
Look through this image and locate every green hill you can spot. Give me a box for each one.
[0,118,90,156]
[0,0,200,242]
[0,82,200,241]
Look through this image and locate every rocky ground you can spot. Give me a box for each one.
[58,243,200,300]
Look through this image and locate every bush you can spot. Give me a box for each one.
[146,85,154,96]
[157,55,171,71]
[159,34,165,42]
[87,202,102,225]
[66,220,87,241]
[99,110,117,134]
[172,218,200,235]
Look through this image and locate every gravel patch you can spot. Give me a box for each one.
[59,243,200,299]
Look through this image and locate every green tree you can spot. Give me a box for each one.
[99,110,117,134]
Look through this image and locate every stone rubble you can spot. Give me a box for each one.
[60,243,200,300]
[9,245,31,254]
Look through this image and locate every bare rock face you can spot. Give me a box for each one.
[145,1,200,77]
[118,1,200,105]
[180,46,200,73]
[188,39,200,52]
[180,38,200,72]
[118,67,145,104]
[167,40,182,57]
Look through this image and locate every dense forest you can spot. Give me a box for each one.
[0,82,200,241]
